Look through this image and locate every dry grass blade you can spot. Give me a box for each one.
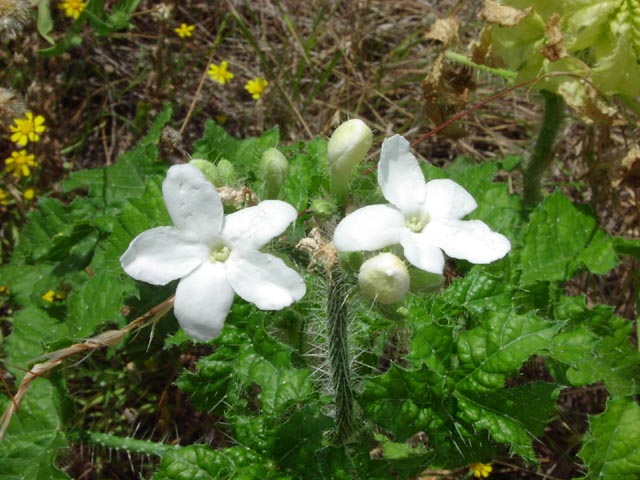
[0,296,175,441]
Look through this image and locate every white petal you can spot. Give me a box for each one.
[226,250,306,310]
[222,200,297,250]
[378,135,427,215]
[120,227,207,285]
[400,230,445,274]
[333,204,405,252]
[174,262,235,341]
[424,179,477,220]
[163,164,224,242]
[423,219,511,264]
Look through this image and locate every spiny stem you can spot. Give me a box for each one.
[327,269,354,442]
[83,430,173,457]
[523,91,565,207]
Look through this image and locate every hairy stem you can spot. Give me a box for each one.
[327,269,354,442]
[83,430,172,457]
[523,91,565,207]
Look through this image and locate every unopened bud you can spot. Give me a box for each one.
[358,253,410,304]
[260,148,289,199]
[328,119,372,204]
[310,198,337,219]
[190,159,221,186]
[217,158,237,186]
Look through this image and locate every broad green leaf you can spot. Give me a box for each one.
[552,297,640,396]
[520,192,618,284]
[4,307,69,376]
[359,364,444,441]
[455,382,557,460]
[578,398,640,480]
[455,310,558,391]
[63,107,172,209]
[270,404,333,477]
[234,351,314,415]
[152,445,276,480]
[439,264,514,315]
[66,270,137,337]
[0,380,70,479]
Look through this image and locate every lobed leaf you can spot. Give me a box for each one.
[578,398,640,480]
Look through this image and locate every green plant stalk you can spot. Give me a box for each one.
[444,51,517,80]
[523,91,565,207]
[327,269,354,442]
[83,430,173,457]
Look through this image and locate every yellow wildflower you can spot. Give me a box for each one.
[470,462,493,479]
[208,61,234,85]
[59,0,86,19]
[0,285,8,295]
[9,112,46,146]
[42,290,56,302]
[244,77,268,100]
[0,188,8,206]
[23,188,35,200]
[174,23,194,38]
[5,150,37,178]
[215,113,227,125]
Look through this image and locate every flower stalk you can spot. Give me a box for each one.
[327,268,354,442]
[523,91,565,207]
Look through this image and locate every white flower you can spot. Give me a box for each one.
[333,135,511,274]
[120,164,306,341]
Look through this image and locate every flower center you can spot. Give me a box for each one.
[209,245,231,263]
[405,212,430,233]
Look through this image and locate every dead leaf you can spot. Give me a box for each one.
[481,0,532,27]
[611,145,640,188]
[539,13,568,62]
[425,17,459,48]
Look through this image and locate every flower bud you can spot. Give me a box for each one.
[217,158,237,186]
[328,119,372,204]
[358,253,410,304]
[260,147,289,199]
[310,198,337,219]
[190,158,221,186]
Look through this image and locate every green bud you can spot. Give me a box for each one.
[190,159,221,186]
[409,268,444,292]
[260,148,289,199]
[358,253,410,304]
[328,119,373,204]
[217,158,237,186]
[310,198,337,219]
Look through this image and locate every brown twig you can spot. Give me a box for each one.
[0,296,175,441]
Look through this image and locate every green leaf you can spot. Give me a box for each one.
[359,364,444,441]
[613,236,640,258]
[66,270,137,337]
[4,307,69,376]
[191,122,279,183]
[520,192,618,284]
[270,404,333,477]
[63,107,172,209]
[455,383,557,460]
[234,350,315,415]
[152,445,275,480]
[34,0,54,44]
[455,310,558,391]
[578,398,640,480]
[0,380,70,479]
